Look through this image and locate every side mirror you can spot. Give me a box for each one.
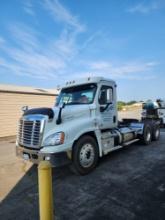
[106,88,113,104]
[99,88,113,104]
[22,106,28,113]
[99,87,113,112]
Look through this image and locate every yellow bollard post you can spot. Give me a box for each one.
[38,161,54,220]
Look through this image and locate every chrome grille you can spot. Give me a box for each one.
[18,119,43,148]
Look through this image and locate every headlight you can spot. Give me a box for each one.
[43,132,65,146]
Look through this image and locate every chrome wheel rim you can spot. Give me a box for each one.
[79,143,95,168]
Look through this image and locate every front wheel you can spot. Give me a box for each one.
[71,135,99,175]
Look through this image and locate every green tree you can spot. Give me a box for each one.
[117,101,126,111]
[126,100,137,105]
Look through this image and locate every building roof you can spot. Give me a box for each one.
[0,84,58,96]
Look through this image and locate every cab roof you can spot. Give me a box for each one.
[61,76,116,89]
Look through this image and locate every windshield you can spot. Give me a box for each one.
[56,83,97,106]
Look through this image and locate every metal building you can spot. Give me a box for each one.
[0,84,58,138]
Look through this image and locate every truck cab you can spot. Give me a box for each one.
[16,77,160,175]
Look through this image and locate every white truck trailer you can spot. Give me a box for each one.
[16,77,160,175]
[141,99,165,127]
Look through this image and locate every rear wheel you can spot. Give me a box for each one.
[71,135,99,175]
[140,124,152,145]
[152,124,160,141]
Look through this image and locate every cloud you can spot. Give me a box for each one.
[43,0,85,32]
[127,1,164,14]
[87,60,158,80]
[0,0,159,84]
[89,61,111,70]
[79,31,104,51]
[0,0,88,81]
[0,46,66,80]
[0,22,158,82]
[0,36,5,45]
[41,0,87,61]
[52,28,78,59]
[8,24,39,50]
[0,50,67,80]
[145,61,159,67]
[23,0,35,16]
[0,23,68,80]
[0,0,86,80]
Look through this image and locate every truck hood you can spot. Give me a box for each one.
[23,105,93,123]
[52,104,91,122]
[42,104,93,140]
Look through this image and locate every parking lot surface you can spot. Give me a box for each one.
[0,129,165,220]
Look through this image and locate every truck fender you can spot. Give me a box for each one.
[72,129,103,158]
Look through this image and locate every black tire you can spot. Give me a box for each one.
[140,124,152,145]
[152,124,160,141]
[71,135,99,175]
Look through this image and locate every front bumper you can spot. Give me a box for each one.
[16,145,71,167]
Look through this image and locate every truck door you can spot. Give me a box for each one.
[98,85,117,129]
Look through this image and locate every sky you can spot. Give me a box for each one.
[0,0,165,101]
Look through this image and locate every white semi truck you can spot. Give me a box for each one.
[16,77,160,175]
[141,99,165,127]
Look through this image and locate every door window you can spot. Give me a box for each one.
[99,86,113,105]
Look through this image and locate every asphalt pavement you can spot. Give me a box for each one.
[0,129,165,220]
